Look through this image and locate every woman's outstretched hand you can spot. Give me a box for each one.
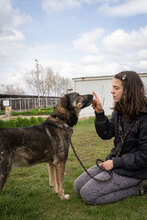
[92,92,103,113]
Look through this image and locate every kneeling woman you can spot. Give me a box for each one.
[74,71,147,205]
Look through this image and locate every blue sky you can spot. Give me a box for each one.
[0,0,147,93]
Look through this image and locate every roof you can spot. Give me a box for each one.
[72,72,147,81]
[72,75,113,80]
[0,94,59,99]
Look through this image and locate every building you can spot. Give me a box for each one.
[72,73,147,118]
[0,94,59,111]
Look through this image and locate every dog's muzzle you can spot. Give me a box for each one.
[82,94,93,108]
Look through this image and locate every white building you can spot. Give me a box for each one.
[72,73,147,118]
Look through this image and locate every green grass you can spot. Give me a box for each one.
[0,117,147,220]
[0,117,45,128]
[0,107,54,116]
[0,110,5,115]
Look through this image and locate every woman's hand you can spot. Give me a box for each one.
[100,160,114,170]
[92,92,103,112]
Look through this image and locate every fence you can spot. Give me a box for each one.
[0,94,60,111]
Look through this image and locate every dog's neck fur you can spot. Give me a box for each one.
[51,103,78,127]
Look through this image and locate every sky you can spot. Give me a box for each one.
[0,0,147,93]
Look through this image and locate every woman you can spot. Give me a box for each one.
[74,71,147,205]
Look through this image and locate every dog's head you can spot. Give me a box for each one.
[60,92,93,111]
[52,92,93,127]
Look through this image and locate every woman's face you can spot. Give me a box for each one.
[111,78,123,102]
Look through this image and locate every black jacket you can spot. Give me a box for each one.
[95,110,147,179]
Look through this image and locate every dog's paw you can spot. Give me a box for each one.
[49,186,58,194]
[59,193,70,200]
[65,194,70,200]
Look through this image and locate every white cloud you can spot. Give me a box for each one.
[0,0,31,28]
[103,26,147,54]
[138,60,147,69]
[103,29,130,54]
[73,28,105,55]
[42,0,81,12]
[138,49,147,59]
[0,29,25,62]
[42,0,119,12]
[72,25,147,76]
[1,0,147,93]
[98,0,147,17]
[42,0,147,16]
[0,0,31,63]
[17,25,147,80]
[80,55,104,64]
[84,0,118,3]
[72,62,120,76]
[28,43,59,59]
[101,26,147,72]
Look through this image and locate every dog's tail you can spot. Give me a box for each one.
[0,150,12,191]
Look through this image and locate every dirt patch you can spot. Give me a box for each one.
[0,115,49,121]
[0,115,89,121]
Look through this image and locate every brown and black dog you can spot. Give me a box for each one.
[0,92,93,200]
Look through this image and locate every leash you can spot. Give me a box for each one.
[69,139,113,182]
[69,116,137,182]
[55,115,136,183]
[53,117,113,182]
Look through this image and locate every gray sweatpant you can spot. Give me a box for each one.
[74,165,140,205]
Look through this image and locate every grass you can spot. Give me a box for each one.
[0,117,147,220]
[0,110,5,115]
[0,107,54,116]
[0,117,45,128]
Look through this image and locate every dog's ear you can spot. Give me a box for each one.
[60,94,70,108]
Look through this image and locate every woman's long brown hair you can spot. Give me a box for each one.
[112,71,147,119]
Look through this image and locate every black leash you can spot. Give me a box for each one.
[69,115,137,182]
[54,117,113,182]
[56,115,136,183]
[69,139,113,182]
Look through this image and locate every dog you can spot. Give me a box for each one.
[0,92,93,200]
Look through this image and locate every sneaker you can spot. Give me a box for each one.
[137,179,147,195]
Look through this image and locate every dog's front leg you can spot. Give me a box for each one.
[47,163,58,193]
[56,162,70,200]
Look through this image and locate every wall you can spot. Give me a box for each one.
[72,73,147,118]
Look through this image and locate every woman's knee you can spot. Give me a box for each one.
[74,166,102,193]
[74,172,93,194]
[74,174,87,194]
[74,178,81,194]
[80,184,98,205]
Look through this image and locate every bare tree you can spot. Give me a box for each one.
[52,73,72,96]
[62,77,72,94]
[45,68,56,96]
[24,64,72,96]
[25,62,46,96]
[0,84,25,95]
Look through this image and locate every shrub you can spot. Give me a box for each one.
[0,117,45,128]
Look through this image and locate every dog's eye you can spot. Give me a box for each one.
[78,103,82,107]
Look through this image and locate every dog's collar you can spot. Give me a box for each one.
[51,115,74,128]
[49,115,73,131]
[55,116,69,127]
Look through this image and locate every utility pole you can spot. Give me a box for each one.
[35,59,41,111]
